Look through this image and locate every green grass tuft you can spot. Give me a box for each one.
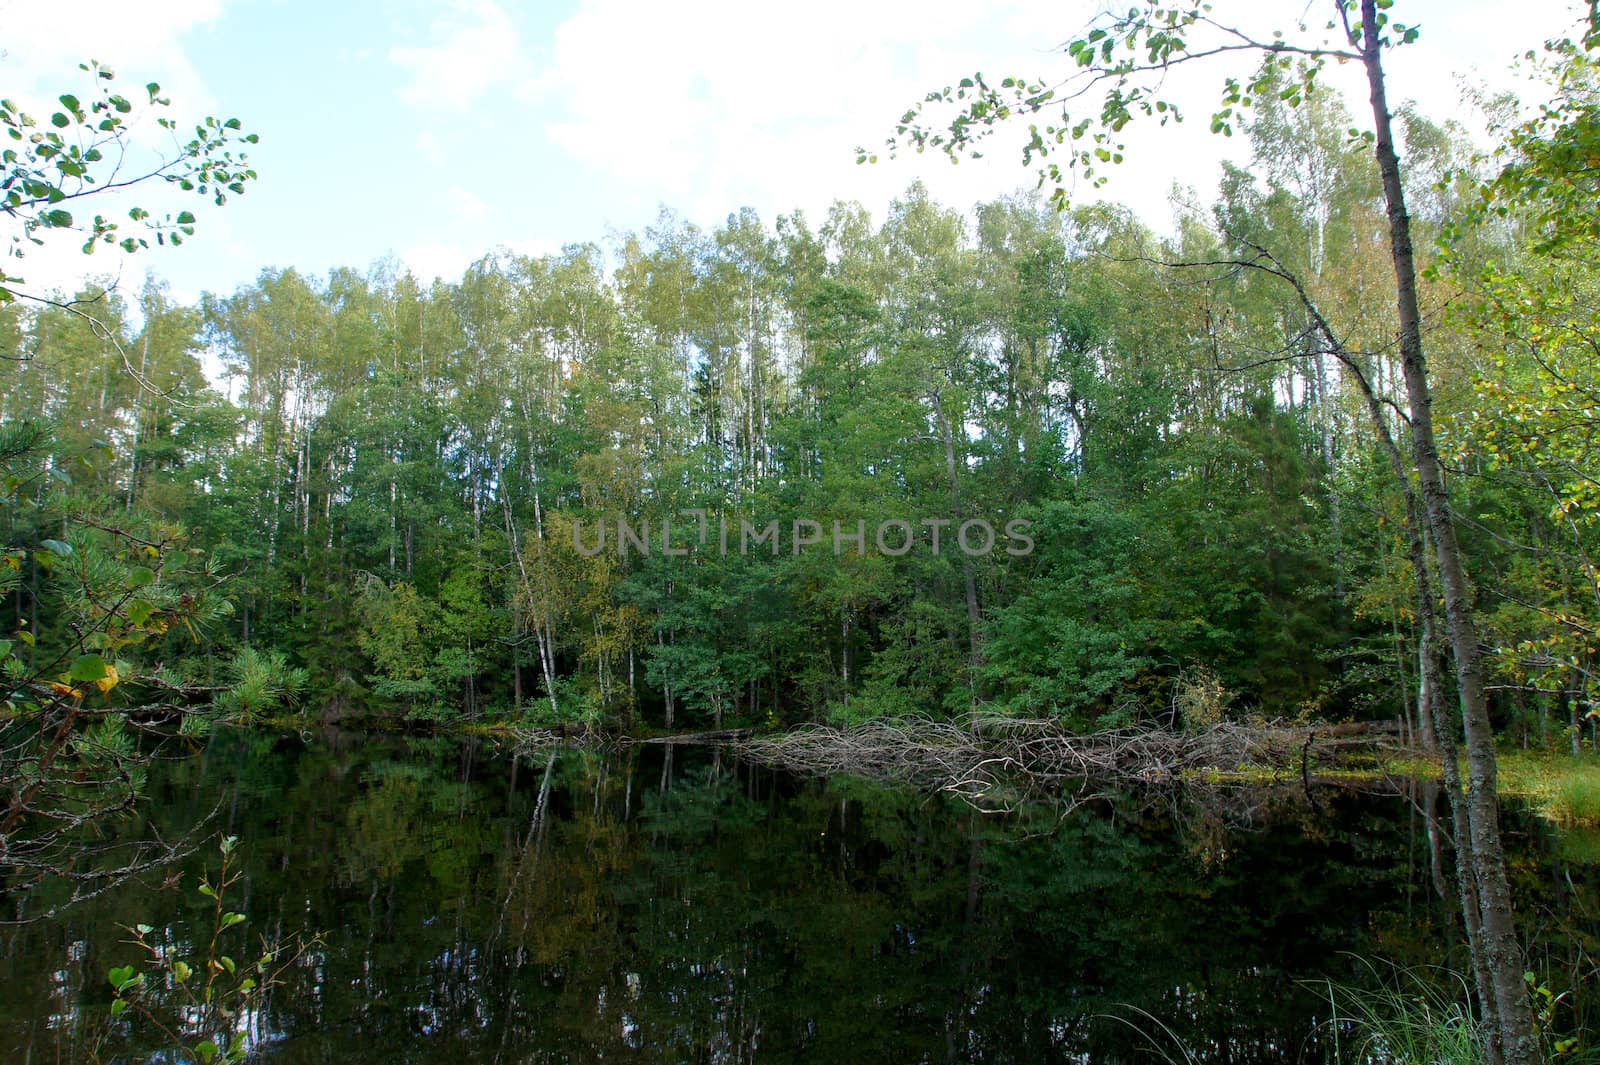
[1326,961,1487,1065]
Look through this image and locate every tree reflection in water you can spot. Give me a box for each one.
[2,728,1596,1063]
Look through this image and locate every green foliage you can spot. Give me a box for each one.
[214,646,308,724]
[865,0,1423,205]
[1,61,258,301]
[354,562,496,719]
[95,835,321,1064]
[1172,665,1235,731]
[4,24,1597,749]
[1434,30,1600,747]
[0,178,1450,734]
[0,420,237,883]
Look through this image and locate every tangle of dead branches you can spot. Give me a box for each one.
[736,715,1403,806]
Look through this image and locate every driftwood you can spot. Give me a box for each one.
[736,715,1405,805]
[507,721,618,755]
[636,728,754,745]
[507,725,755,754]
[502,715,1411,808]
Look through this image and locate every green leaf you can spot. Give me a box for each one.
[195,1039,219,1064]
[69,654,109,682]
[128,566,155,588]
[107,965,136,989]
[175,210,195,224]
[109,998,128,1016]
[126,600,155,627]
[222,911,246,928]
[172,959,192,983]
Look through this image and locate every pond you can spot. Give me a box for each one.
[2,729,1597,1063]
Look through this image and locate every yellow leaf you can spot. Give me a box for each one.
[94,664,118,695]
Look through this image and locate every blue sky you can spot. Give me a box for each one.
[1,0,1586,306]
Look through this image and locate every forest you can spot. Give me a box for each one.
[4,63,1594,741]
[5,2,1600,1063]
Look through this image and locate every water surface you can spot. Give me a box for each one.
[2,730,1596,1062]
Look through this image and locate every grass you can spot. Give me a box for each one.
[1278,745,1600,828]
[1177,750,1445,787]
[1324,961,1489,1065]
[1174,746,1600,833]
[1111,956,1600,1064]
[1496,749,1600,826]
[1108,962,1496,1064]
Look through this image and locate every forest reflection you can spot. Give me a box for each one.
[2,729,1597,1064]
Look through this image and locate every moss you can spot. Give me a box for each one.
[1374,755,1443,780]
[1174,751,1444,788]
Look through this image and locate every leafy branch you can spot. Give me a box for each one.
[1,59,260,303]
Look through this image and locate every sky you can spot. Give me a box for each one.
[0,0,1586,308]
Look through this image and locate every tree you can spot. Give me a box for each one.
[1407,23,1600,763]
[875,2,1537,1059]
[0,60,260,905]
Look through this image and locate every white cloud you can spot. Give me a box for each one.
[526,0,1579,235]
[416,130,448,165]
[449,184,491,222]
[397,235,560,286]
[390,0,526,111]
[398,239,477,285]
[527,0,1037,222]
[0,0,223,111]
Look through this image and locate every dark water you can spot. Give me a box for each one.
[2,730,1598,1063]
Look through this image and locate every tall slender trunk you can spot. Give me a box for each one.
[658,629,675,729]
[1269,112,1508,1065]
[1344,329,1502,1060]
[388,477,397,573]
[1313,346,1345,601]
[1360,6,1535,1060]
[502,491,558,718]
[125,332,149,512]
[1426,589,1502,1064]
[930,391,983,680]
